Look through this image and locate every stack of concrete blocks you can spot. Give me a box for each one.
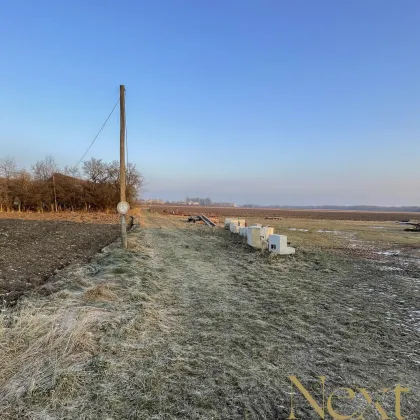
[250,223,262,228]
[247,226,264,249]
[268,234,295,255]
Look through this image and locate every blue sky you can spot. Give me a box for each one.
[0,0,419,206]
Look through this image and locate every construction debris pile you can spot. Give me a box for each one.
[224,219,296,255]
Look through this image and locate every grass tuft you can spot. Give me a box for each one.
[83,283,118,302]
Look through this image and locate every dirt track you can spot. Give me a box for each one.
[0,219,119,304]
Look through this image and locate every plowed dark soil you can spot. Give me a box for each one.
[0,219,119,304]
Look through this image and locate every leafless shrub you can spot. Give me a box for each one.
[0,155,143,212]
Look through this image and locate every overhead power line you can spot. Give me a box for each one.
[75,98,120,168]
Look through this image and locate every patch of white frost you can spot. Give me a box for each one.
[379,266,403,271]
[375,250,401,256]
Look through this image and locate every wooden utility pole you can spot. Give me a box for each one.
[120,85,128,248]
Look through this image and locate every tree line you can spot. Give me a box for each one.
[0,155,143,212]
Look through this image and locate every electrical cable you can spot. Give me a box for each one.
[75,98,120,168]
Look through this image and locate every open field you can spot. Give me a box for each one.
[0,212,120,305]
[146,204,420,222]
[0,212,419,419]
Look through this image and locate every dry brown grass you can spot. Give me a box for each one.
[239,216,420,252]
[83,283,118,302]
[0,304,104,404]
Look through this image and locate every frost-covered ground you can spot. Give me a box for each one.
[0,213,419,419]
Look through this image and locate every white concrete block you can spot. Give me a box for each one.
[230,222,240,233]
[225,218,246,228]
[261,226,274,240]
[268,234,295,255]
[239,227,248,237]
[225,218,238,228]
[247,226,263,248]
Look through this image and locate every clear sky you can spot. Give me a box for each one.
[0,0,419,206]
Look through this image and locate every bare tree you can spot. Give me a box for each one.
[0,156,17,180]
[63,165,81,178]
[107,160,120,184]
[126,162,143,198]
[10,170,32,211]
[31,155,58,180]
[83,158,109,183]
[0,156,17,211]
[30,156,59,211]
